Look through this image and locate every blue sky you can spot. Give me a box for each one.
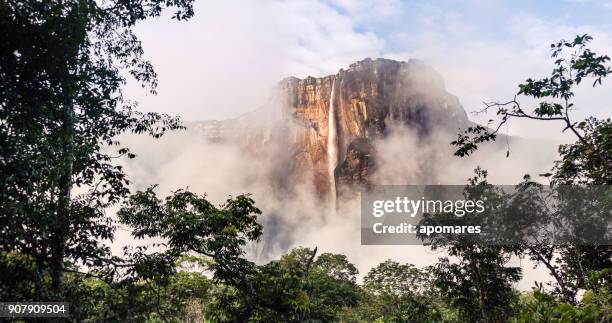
[330,0,612,38]
[125,0,612,139]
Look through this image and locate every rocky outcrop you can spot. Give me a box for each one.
[192,58,470,201]
[336,137,375,199]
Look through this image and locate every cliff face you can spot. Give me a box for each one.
[193,58,470,201]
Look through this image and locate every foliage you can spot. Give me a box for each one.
[2,2,610,319]
[354,260,443,322]
[65,257,213,322]
[118,188,263,286]
[417,169,522,323]
[451,35,612,312]
[0,252,40,300]
[206,247,361,322]
[553,117,612,185]
[0,0,194,300]
[432,248,521,323]
[452,34,611,158]
[93,185,361,323]
[513,269,612,323]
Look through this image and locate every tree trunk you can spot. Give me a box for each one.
[51,99,75,299]
[470,255,490,323]
[529,247,574,303]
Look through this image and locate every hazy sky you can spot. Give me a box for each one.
[124,0,612,140]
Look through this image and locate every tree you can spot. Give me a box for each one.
[246,248,359,322]
[452,34,610,159]
[118,187,360,322]
[207,247,360,322]
[359,260,442,322]
[451,34,612,305]
[420,169,522,323]
[57,256,213,322]
[0,0,195,300]
[513,270,612,323]
[118,187,263,291]
[432,247,521,323]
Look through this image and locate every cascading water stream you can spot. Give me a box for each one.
[327,79,338,213]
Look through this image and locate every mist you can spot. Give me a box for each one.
[115,76,560,289]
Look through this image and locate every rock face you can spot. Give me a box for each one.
[335,137,375,198]
[193,58,470,202]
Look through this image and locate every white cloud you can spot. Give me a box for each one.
[378,11,612,141]
[117,0,612,289]
[272,0,384,76]
[125,0,611,141]
[124,0,384,120]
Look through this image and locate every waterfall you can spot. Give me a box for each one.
[327,79,338,212]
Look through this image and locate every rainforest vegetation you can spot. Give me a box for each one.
[0,1,610,322]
